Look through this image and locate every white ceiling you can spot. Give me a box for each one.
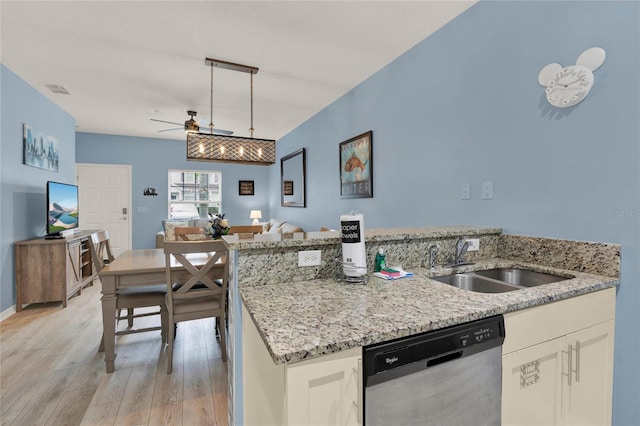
[1,1,475,141]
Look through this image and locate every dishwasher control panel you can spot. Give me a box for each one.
[460,324,501,346]
[365,315,505,378]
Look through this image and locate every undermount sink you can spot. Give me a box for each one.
[431,273,521,293]
[474,268,571,287]
[432,268,572,293]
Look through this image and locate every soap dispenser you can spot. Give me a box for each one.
[374,248,386,272]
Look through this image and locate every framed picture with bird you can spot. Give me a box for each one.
[339,131,373,198]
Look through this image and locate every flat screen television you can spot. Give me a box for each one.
[46,181,79,238]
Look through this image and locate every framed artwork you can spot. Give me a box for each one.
[339,131,372,198]
[238,180,254,196]
[23,124,59,172]
[283,180,294,196]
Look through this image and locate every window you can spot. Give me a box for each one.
[168,170,221,219]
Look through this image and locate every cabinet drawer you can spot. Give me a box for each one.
[503,287,615,354]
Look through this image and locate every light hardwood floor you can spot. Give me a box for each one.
[0,281,228,426]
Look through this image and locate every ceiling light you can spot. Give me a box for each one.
[187,58,276,165]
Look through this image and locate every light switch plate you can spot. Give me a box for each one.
[461,183,471,200]
[482,181,494,200]
[466,238,480,251]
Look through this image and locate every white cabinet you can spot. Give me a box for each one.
[286,347,361,426]
[502,288,615,426]
[242,305,362,426]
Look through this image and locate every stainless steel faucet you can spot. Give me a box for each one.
[444,238,474,267]
[454,238,470,265]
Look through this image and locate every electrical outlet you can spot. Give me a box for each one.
[466,238,480,252]
[298,250,322,267]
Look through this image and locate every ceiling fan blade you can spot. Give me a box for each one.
[157,127,183,133]
[150,118,182,126]
[197,119,234,135]
[200,127,234,136]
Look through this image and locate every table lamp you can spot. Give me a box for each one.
[250,210,262,225]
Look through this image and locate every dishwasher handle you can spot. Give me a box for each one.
[426,350,463,368]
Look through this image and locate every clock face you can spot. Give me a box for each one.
[545,65,594,108]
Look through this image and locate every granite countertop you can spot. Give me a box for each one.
[223,225,502,250]
[240,258,618,365]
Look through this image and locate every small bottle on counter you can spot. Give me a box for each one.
[374,248,386,272]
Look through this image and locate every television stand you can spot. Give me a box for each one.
[14,230,101,311]
[44,235,65,240]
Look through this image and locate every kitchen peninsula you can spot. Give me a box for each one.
[223,226,619,425]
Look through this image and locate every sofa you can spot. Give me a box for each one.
[155,217,304,248]
[260,218,304,235]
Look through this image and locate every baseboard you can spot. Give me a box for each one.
[0,305,17,322]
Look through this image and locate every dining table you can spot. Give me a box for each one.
[98,248,225,373]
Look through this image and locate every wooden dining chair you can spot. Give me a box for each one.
[91,230,167,352]
[163,239,228,373]
[174,226,207,241]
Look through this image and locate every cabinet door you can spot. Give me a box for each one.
[287,347,361,426]
[66,241,82,292]
[563,320,614,426]
[502,336,566,426]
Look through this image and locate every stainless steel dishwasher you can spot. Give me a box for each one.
[363,315,505,426]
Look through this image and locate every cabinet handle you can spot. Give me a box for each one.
[354,358,362,425]
[574,340,581,383]
[566,344,573,386]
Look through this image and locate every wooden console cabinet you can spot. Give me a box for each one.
[14,230,100,311]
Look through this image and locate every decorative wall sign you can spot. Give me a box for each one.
[520,360,540,388]
[143,187,158,196]
[339,131,373,198]
[23,124,59,172]
[239,180,255,196]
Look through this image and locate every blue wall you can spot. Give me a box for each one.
[2,1,638,423]
[76,133,271,249]
[0,64,76,313]
[270,2,639,425]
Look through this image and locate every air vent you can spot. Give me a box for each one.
[44,84,70,95]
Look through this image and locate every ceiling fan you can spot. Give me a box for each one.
[150,110,233,135]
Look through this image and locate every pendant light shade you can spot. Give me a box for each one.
[186,57,276,165]
[187,132,275,165]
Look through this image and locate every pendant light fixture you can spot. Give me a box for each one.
[186,58,276,165]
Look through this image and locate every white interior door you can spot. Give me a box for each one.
[76,163,132,256]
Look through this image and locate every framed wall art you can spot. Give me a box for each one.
[238,180,255,196]
[23,124,59,172]
[339,131,372,198]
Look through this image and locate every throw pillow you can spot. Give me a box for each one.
[163,220,189,241]
[278,222,303,234]
[267,219,285,233]
[259,221,271,233]
[183,233,209,241]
